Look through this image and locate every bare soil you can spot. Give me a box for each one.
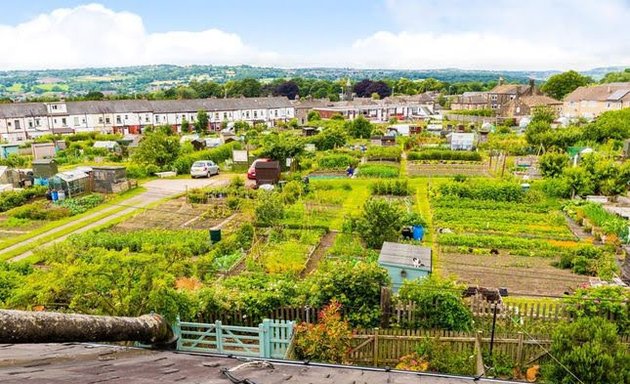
[438,251,590,296]
[302,231,337,277]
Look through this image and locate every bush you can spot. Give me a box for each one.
[282,180,303,204]
[544,318,629,384]
[254,192,285,227]
[407,150,482,161]
[293,300,352,363]
[369,179,412,196]
[357,164,400,178]
[352,197,403,249]
[396,338,475,376]
[317,154,357,170]
[439,181,524,202]
[0,186,47,212]
[366,146,402,161]
[9,201,70,221]
[398,277,473,331]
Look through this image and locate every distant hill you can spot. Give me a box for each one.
[0,64,626,99]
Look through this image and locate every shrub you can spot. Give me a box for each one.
[357,164,400,178]
[544,318,629,384]
[351,197,403,249]
[173,141,241,174]
[395,338,475,375]
[407,150,482,161]
[439,181,524,202]
[254,192,285,227]
[564,286,630,336]
[398,277,473,331]
[369,179,412,196]
[282,180,304,204]
[9,201,70,221]
[366,146,402,161]
[293,300,352,364]
[0,186,47,212]
[317,154,357,170]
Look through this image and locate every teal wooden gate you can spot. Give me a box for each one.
[174,318,293,359]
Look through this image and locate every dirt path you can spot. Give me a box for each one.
[563,213,598,244]
[6,175,231,262]
[301,231,337,277]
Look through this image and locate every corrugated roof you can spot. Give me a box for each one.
[379,242,432,268]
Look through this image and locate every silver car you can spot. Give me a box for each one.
[190,160,219,178]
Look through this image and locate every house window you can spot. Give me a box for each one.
[105,117,111,124]
[99,117,104,124]
[74,117,80,126]
[491,95,497,101]
[28,121,33,128]
[275,110,278,117]
[52,105,58,110]
[254,111,258,118]
[124,115,128,120]
[223,112,227,119]
[510,95,515,100]
[61,118,67,126]
[215,113,219,120]
[116,116,122,124]
[145,115,150,122]
[155,115,160,123]
[14,120,21,130]
[35,119,40,126]
[246,111,250,118]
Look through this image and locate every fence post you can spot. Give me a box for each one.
[475,330,484,377]
[373,328,379,367]
[260,319,271,358]
[516,332,524,372]
[173,316,182,350]
[380,286,392,328]
[258,322,266,358]
[215,320,223,354]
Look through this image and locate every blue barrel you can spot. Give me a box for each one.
[412,225,424,241]
[51,190,58,202]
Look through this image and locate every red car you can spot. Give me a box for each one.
[247,158,271,180]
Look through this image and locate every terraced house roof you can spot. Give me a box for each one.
[564,82,630,102]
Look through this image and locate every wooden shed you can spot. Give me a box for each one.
[32,159,58,179]
[302,127,318,137]
[0,144,19,159]
[378,242,432,292]
[92,166,129,193]
[255,160,281,186]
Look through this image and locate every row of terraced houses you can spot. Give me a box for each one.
[0,97,295,143]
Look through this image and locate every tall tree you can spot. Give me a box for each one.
[274,80,300,100]
[541,70,592,100]
[195,110,209,134]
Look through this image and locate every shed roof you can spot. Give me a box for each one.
[379,242,432,269]
[0,343,516,384]
[55,170,89,182]
[93,140,119,149]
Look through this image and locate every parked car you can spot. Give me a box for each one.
[247,158,271,180]
[190,160,219,178]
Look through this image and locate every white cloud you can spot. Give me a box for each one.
[0,2,628,71]
[0,3,280,70]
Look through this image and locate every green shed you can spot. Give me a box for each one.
[378,242,432,292]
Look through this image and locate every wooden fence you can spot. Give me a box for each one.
[189,299,627,328]
[348,328,551,369]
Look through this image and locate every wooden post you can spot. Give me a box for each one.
[373,328,379,367]
[215,320,223,354]
[380,286,392,328]
[516,332,524,372]
[475,330,484,377]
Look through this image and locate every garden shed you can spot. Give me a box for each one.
[32,159,58,179]
[49,170,90,198]
[255,160,281,186]
[449,133,476,151]
[93,141,121,153]
[0,144,19,159]
[378,242,432,292]
[92,166,129,193]
[302,127,318,137]
[31,142,57,160]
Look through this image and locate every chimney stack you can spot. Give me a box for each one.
[498,77,504,86]
[529,78,536,95]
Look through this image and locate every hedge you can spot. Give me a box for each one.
[408,150,482,162]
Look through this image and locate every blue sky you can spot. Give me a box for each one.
[0,1,628,70]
